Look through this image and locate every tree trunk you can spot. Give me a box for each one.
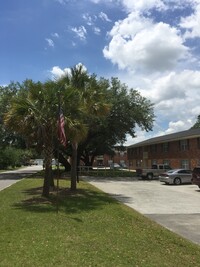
[71,142,78,190]
[58,152,71,171]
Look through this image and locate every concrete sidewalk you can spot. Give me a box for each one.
[85,177,200,246]
[0,165,43,191]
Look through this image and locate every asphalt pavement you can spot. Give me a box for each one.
[85,176,200,246]
[0,165,43,191]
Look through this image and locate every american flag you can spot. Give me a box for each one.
[57,109,66,146]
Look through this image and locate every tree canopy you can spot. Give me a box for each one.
[191,115,200,129]
[77,77,154,166]
[2,64,155,196]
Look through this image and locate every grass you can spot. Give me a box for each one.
[0,177,200,267]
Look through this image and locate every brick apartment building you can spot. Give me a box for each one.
[94,146,128,167]
[127,128,200,170]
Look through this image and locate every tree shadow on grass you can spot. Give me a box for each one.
[12,186,119,214]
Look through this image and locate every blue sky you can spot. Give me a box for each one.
[1,0,200,145]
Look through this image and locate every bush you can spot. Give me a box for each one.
[0,147,33,169]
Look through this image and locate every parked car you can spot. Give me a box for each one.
[159,169,192,185]
[136,164,171,179]
[120,163,128,169]
[192,167,200,188]
[110,163,121,169]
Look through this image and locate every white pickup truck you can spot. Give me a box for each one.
[136,164,171,179]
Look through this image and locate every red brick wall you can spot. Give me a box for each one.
[128,137,200,169]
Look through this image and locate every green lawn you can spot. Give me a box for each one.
[0,177,200,267]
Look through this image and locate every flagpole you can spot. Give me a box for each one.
[56,91,67,213]
[56,148,60,213]
[56,93,61,214]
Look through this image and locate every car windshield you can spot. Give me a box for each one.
[166,169,179,174]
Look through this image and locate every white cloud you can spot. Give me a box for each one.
[45,38,54,47]
[71,26,87,41]
[82,13,101,35]
[141,70,200,103]
[119,69,200,145]
[180,2,200,39]
[120,0,166,12]
[103,12,188,72]
[99,12,111,22]
[54,0,200,147]
[51,32,59,38]
[93,27,101,35]
[165,120,193,134]
[82,13,96,26]
[50,63,87,79]
[50,66,71,79]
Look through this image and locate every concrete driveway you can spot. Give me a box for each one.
[0,165,43,191]
[85,177,200,246]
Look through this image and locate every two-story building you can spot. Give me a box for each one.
[127,128,200,170]
[94,146,128,167]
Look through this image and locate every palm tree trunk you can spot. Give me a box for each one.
[71,142,78,190]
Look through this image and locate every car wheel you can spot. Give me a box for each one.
[147,173,153,179]
[174,177,181,185]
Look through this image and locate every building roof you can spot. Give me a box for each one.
[128,128,200,148]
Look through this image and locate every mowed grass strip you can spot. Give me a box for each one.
[0,178,200,267]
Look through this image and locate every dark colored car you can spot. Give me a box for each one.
[192,167,200,188]
[110,163,121,169]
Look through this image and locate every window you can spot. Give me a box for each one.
[151,144,157,153]
[163,160,170,166]
[162,142,169,152]
[136,147,141,156]
[136,160,141,167]
[180,159,189,169]
[179,139,189,151]
[152,160,157,165]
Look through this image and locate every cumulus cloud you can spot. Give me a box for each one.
[54,0,200,146]
[103,12,188,72]
[165,120,193,134]
[120,68,200,145]
[50,66,71,79]
[139,70,200,103]
[180,2,200,39]
[120,0,166,12]
[50,63,87,79]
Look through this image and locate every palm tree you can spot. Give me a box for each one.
[4,80,59,197]
[58,64,110,190]
[57,65,89,190]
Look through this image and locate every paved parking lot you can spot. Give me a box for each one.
[86,177,200,245]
